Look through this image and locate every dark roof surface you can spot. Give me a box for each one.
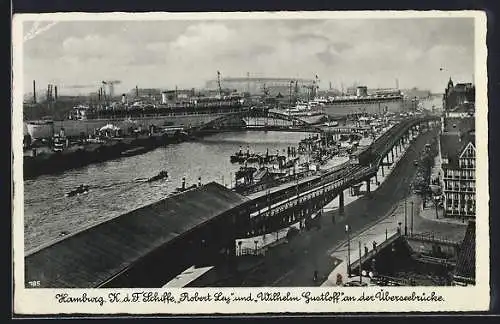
[443,116,475,134]
[455,220,476,281]
[25,182,248,288]
[440,133,475,169]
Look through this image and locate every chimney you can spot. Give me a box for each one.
[135,85,139,97]
[47,84,50,101]
[198,177,202,187]
[54,86,58,101]
[182,177,186,190]
[33,80,36,104]
[121,94,126,104]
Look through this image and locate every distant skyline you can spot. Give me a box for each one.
[22,17,475,95]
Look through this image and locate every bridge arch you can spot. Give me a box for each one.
[192,107,324,133]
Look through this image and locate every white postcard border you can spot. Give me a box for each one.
[12,10,490,314]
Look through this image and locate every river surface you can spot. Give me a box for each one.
[24,131,318,252]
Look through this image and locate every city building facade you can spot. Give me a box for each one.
[438,78,476,220]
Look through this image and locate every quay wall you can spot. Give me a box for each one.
[23,133,188,179]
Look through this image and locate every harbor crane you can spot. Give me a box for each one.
[216,71,222,98]
[102,80,122,98]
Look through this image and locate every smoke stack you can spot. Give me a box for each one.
[54,86,58,101]
[122,94,126,104]
[33,80,36,104]
[198,177,202,187]
[135,85,139,97]
[182,177,186,190]
[47,84,50,101]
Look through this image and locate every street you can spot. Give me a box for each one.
[233,128,443,287]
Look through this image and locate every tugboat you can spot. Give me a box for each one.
[147,170,169,182]
[65,184,90,197]
[174,177,199,193]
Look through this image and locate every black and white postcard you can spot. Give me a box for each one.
[12,11,489,314]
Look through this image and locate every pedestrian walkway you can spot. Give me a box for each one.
[236,131,416,255]
[322,199,412,287]
[321,192,468,286]
[419,203,468,225]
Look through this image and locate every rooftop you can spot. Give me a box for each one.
[162,265,214,288]
[443,116,475,135]
[25,182,249,288]
[440,133,475,169]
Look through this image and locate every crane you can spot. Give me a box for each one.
[216,71,222,97]
[102,80,122,98]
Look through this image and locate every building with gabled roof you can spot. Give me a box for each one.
[442,78,475,117]
[439,130,476,219]
[25,182,250,288]
[438,79,476,220]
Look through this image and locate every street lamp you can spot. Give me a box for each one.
[358,241,362,284]
[345,224,351,277]
[410,201,414,235]
[404,197,408,236]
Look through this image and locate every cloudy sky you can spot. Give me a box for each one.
[22,17,474,95]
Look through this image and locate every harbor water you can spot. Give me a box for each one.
[24,131,319,252]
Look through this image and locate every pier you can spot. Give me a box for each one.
[24,116,441,288]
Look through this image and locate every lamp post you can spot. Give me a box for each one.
[345,224,351,277]
[434,196,440,219]
[404,197,408,236]
[358,241,362,284]
[411,201,414,235]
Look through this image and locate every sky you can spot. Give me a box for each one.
[21,17,475,95]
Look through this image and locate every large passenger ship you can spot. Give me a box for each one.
[321,89,406,117]
[25,95,249,139]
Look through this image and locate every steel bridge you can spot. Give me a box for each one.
[192,107,324,133]
[236,116,440,237]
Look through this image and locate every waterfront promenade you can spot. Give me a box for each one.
[228,127,462,287]
[321,192,467,286]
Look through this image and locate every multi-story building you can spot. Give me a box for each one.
[439,130,476,219]
[438,78,476,220]
[442,78,475,117]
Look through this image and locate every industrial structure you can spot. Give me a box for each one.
[205,75,317,97]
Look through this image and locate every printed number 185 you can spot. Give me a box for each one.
[28,280,40,288]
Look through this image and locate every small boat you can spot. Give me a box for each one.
[147,170,169,182]
[121,146,149,157]
[65,184,90,197]
[174,184,197,193]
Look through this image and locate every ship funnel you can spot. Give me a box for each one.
[54,86,58,101]
[122,94,126,104]
[182,177,186,190]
